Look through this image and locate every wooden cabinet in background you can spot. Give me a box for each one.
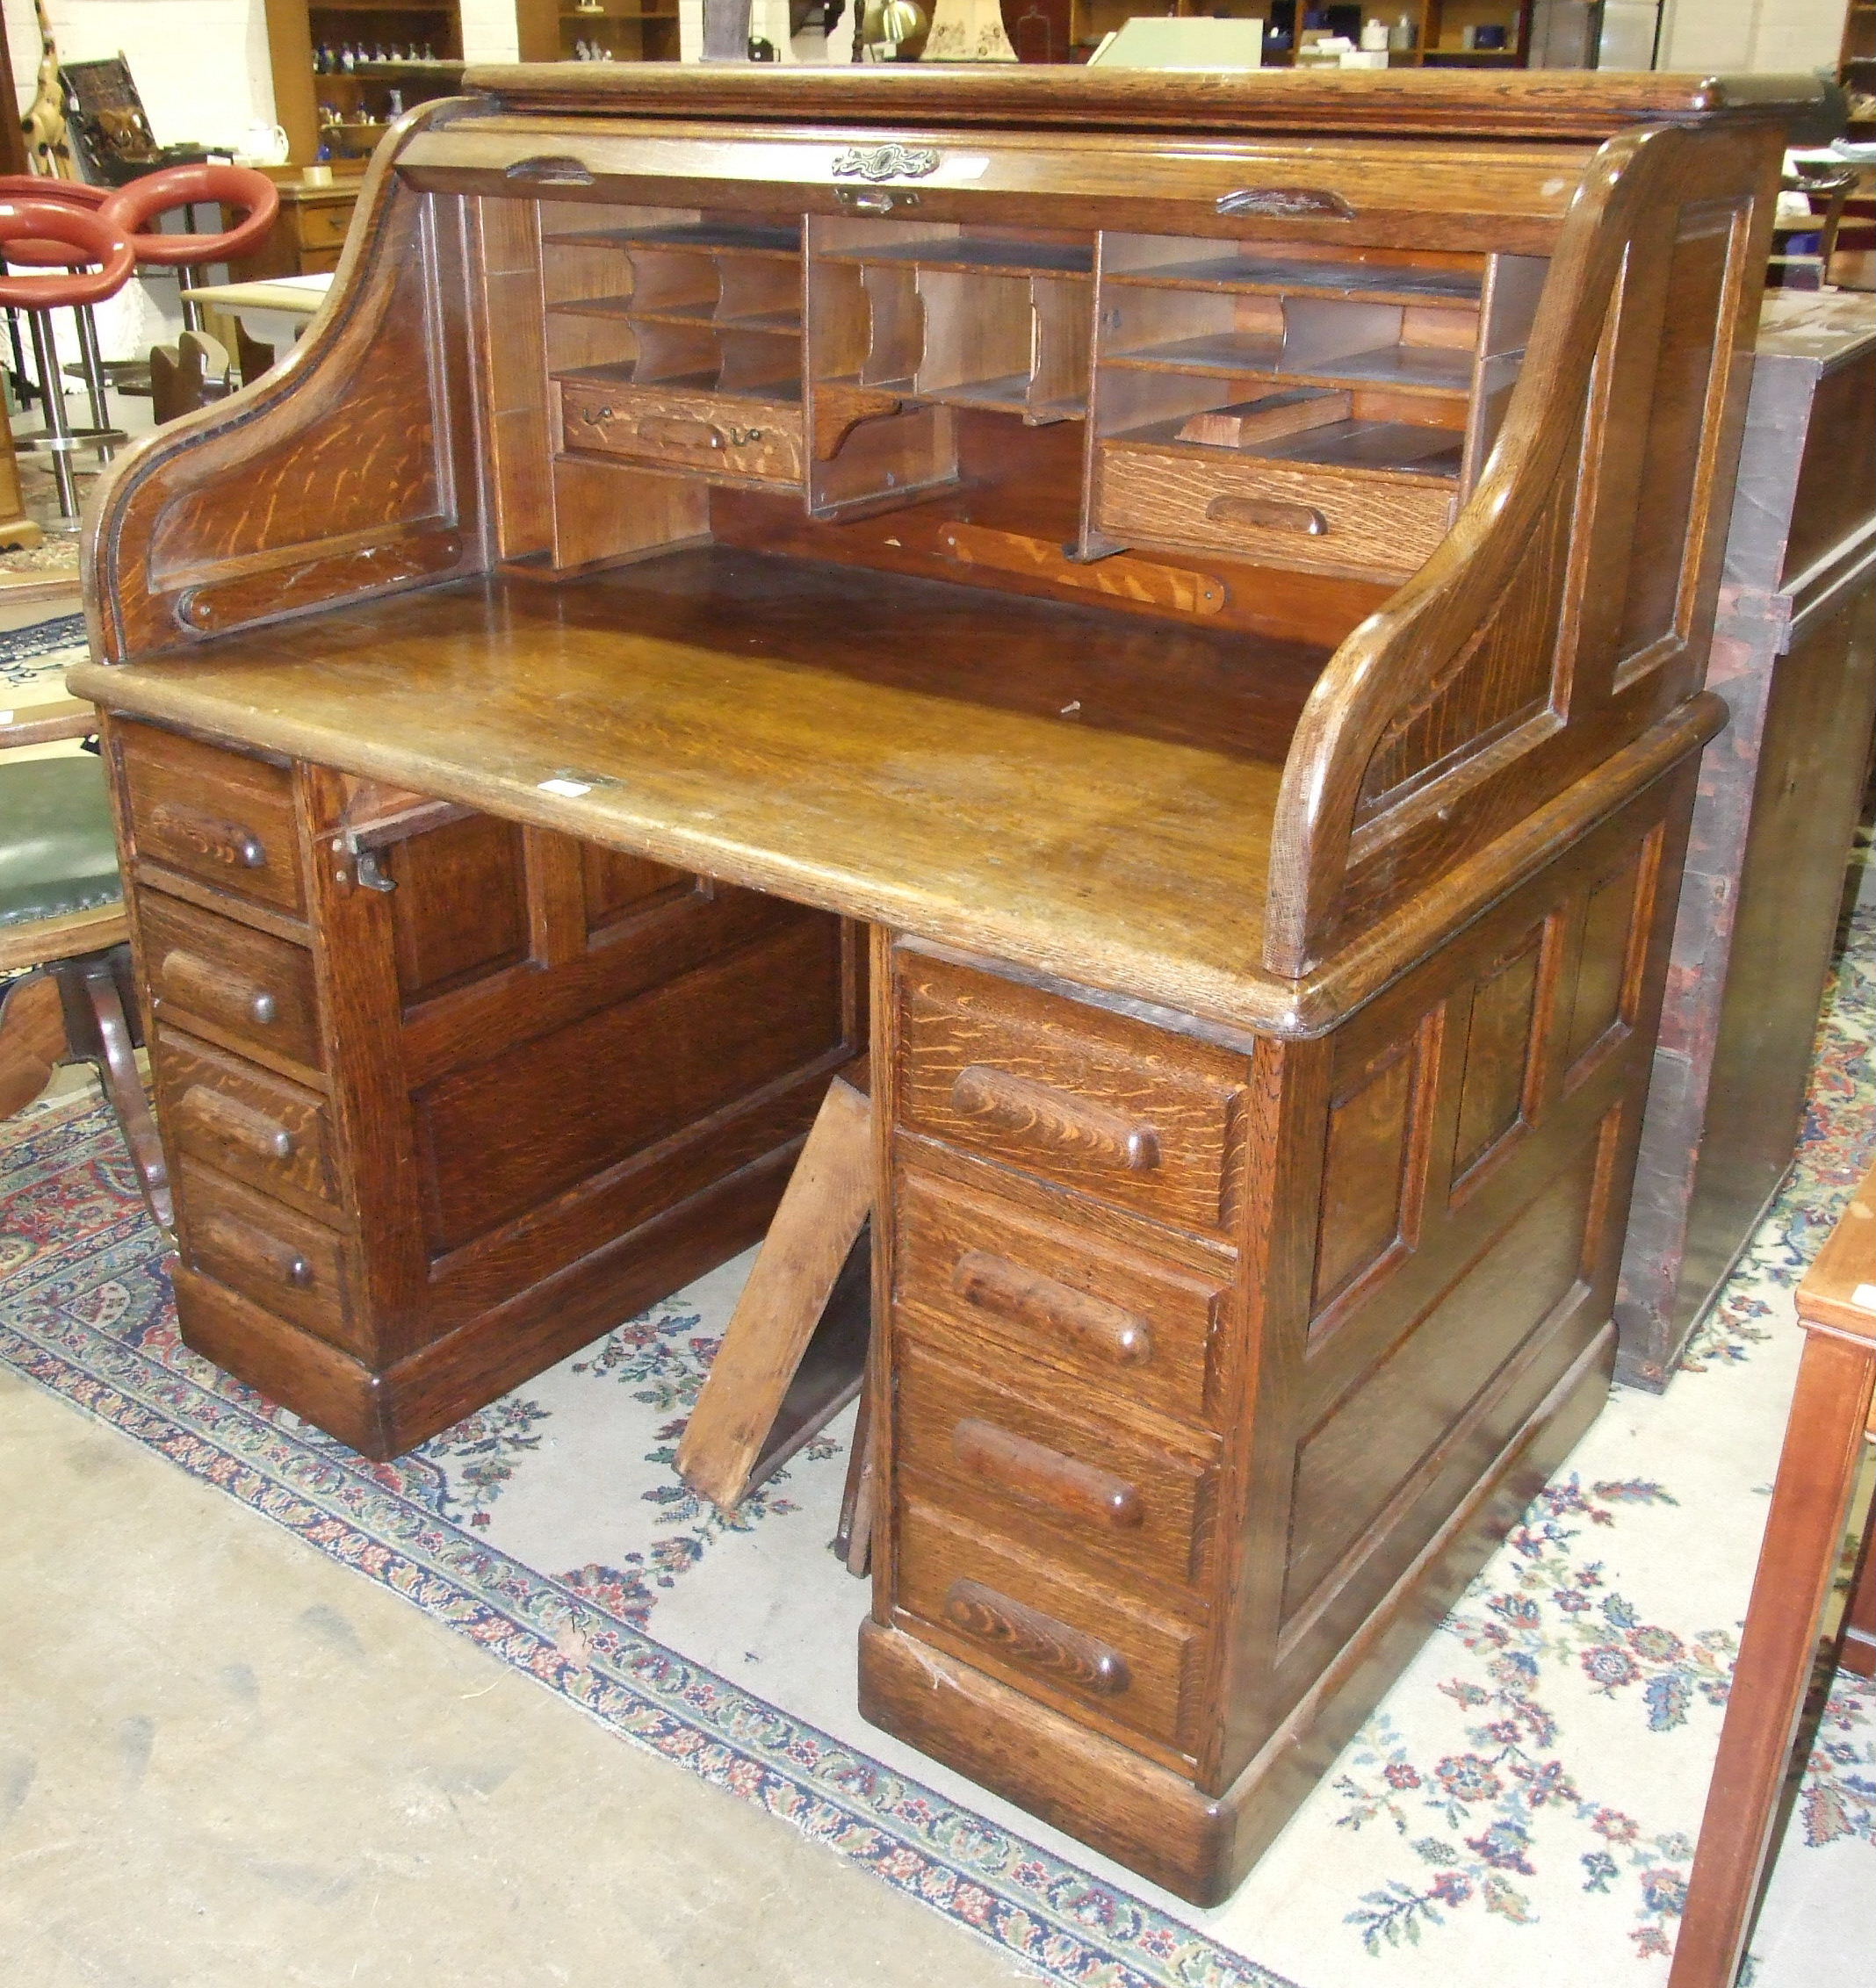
[227,172,364,280]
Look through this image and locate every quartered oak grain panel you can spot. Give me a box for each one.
[1310,1027,1426,1322]
[894,1493,1204,1760]
[1563,841,1649,1075]
[895,950,1248,1239]
[139,890,325,1078]
[387,813,530,1002]
[174,1161,365,1358]
[117,723,305,915]
[581,842,695,933]
[152,1027,339,1220]
[1450,925,1545,1185]
[894,1341,1219,1593]
[893,1165,1228,1430]
[413,911,844,1252]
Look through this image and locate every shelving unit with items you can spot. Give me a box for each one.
[515,0,682,62]
[265,0,465,164]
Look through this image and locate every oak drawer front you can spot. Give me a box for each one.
[295,200,355,250]
[175,1163,362,1357]
[152,1028,337,1217]
[140,890,323,1074]
[895,954,1244,1238]
[118,724,304,914]
[559,383,804,486]
[895,1167,1225,1429]
[895,1494,1201,1755]
[895,1343,1216,1592]
[1096,445,1453,578]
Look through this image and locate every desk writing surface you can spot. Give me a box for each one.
[73,549,1325,1032]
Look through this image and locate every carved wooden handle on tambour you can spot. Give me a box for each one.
[949,1064,1160,1173]
[156,949,279,1030]
[942,1578,1131,1696]
[952,1415,1144,1531]
[638,415,727,452]
[1206,493,1329,537]
[148,799,268,871]
[195,1212,314,1290]
[176,1084,296,1163]
[951,1249,1154,1365]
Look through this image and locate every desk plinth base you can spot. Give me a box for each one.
[859,1324,1614,1905]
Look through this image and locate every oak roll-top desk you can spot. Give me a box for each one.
[73,68,1822,1904]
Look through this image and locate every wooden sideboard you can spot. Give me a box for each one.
[227,170,364,281]
[74,67,1822,1903]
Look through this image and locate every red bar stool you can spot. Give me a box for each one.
[0,199,133,522]
[100,163,280,335]
[0,177,123,453]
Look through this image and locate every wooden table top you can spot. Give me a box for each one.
[74,549,1336,1037]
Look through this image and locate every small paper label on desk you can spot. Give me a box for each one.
[1852,1283,1876,1314]
[538,777,593,798]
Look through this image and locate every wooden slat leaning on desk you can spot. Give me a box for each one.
[74,67,1823,1903]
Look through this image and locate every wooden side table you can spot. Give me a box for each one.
[1668,1165,1876,1985]
[225,172,362,281]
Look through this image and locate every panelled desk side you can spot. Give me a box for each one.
[73,68,1823,1903]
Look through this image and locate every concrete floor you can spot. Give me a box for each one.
[0,1365,1035,1987]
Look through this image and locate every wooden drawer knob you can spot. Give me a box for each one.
[1205,493,1328,537]
[942,1578,1130,1696]
[638,415,726,452]
[148,799,269,871]
[949,1064,1160,1174]
[952,1415,1144,1531]
[157,948,279,1029]
[197,1212,314,1290]
[951,1250,1153,1365]
[176,1084,296,1163]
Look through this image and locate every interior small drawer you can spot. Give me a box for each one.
[140,889,323,1077]
[1096,444,1454,578]
[117,722,305,914]
[559,382,804,486]
[174,1162,364,1358]
[152,1026,338,1218]
[894,1166,1225,1430]
[894,1493,1202,1758]
[893,1343,1217,1593]
[894,951,1245,1240]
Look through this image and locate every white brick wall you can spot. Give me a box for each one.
[1657,0,1848,74]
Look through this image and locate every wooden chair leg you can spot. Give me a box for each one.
[53,946,173,1237]
[1668,1329,1876,1987]
[0,970,67,1117]
[1843,1457,1876,1680]
[677,1059,873,1513]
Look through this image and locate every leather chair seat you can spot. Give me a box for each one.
[0,756,123,927]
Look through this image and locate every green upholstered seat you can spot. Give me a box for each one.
[0,756,124,928]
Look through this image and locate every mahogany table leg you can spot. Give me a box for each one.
[1667,1327,1876,1987]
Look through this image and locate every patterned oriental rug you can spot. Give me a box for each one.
[4,616,1873,1986]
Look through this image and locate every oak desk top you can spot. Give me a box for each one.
[69,544,1720,1042]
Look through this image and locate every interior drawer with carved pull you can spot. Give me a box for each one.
[140,890,324,1077]
[893,949,1245,1238]
[152,1026,338,1217]
[559,381,805,486]
[116,720,305,914]
[175,1162,364,1357]
[893,1494,1203,1756]
[1095,443,1454,580]
[893,1168,1226,1428]
[894,1343,1217,1592]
